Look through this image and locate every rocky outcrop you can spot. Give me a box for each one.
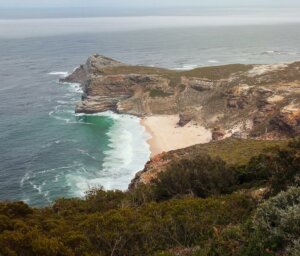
[185,78,214,92]
[60,54,124,84]
[270,103,300,136]
[129,152,172,189]
[75,73,172,115]
[212,127,226,141]
[231,131,248,139]
[178,113,194,127]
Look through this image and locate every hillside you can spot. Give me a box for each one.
[130,138,288,188]
[0,138,299,256]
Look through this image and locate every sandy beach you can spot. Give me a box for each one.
[141,115,212,157]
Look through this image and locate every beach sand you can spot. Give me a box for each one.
[141,115,212,157]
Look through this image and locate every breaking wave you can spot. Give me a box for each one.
[73,112,151,191]
[48,71,69,78]
[20,76,150,206]
[261,50,298,56]
[172,64,200,70]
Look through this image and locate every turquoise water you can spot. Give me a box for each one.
[1,13,300,206]
[0,69,150,207]
[25,79,151,205]
[17,77,150,206]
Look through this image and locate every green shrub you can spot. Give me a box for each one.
[0,201,33,218]
[151,153,236,201]
[149,88,172,98]
[53,187,127,215]
[237,147,300,193]
[81,194,253,255]
[244,187,300,255]
[0,194,254,256]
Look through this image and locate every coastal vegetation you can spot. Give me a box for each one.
[102,62,253,81]
[149,88,172,98]
[159,138,288,165]
[0,138,299,256]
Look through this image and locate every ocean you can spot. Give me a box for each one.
[1,8,300,206]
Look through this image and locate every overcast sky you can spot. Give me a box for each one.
[1,0,300,8]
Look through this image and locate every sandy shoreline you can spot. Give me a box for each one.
[141,115,212,157]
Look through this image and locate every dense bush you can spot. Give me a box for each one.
[147,145,300,202]
[0,194,254,256]
[53,187,127,215]
[151,154,236,201]
[243,187,300,256]
[237,148,300,193]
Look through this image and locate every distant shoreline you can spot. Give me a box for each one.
[140,115,212,157]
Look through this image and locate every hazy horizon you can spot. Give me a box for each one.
[1,6,300,20]
[1,0,300,20]
[1,0,300,9]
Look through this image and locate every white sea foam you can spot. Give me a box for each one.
[56,100,69,104]
[54,175,60,182]
[263,50,276,54]
[20,172,30,187]
[21,165,79,204]
[48,71,69,78]
[24,75,151,202]
[48,81,82,124]
[76,149,99,161]
[68,111,151,196]
[32,183,42,194]
[208,60,220,63]
[48,110,73,123]
[62,82,83,93]
[172,64,199,70]
[262,50,298,56]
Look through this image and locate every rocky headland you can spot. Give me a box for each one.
[62,54,300,187]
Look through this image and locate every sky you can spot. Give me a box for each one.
[1,0,300,8]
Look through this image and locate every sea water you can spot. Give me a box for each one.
[1,8,300,206]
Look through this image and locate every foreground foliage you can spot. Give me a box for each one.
[0,138,299,256]
[253,187,300,255]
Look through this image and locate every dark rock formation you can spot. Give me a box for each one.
[60,54,124,84]
[189,78,214,91]
[212,127,226,141]
[270,107,300,136]
[231,131,248,139]
[178,113,193,127]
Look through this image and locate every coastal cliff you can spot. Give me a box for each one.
[62,55,300,188]
[62,54,300,140]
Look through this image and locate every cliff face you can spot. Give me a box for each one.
[63,55,300,139]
